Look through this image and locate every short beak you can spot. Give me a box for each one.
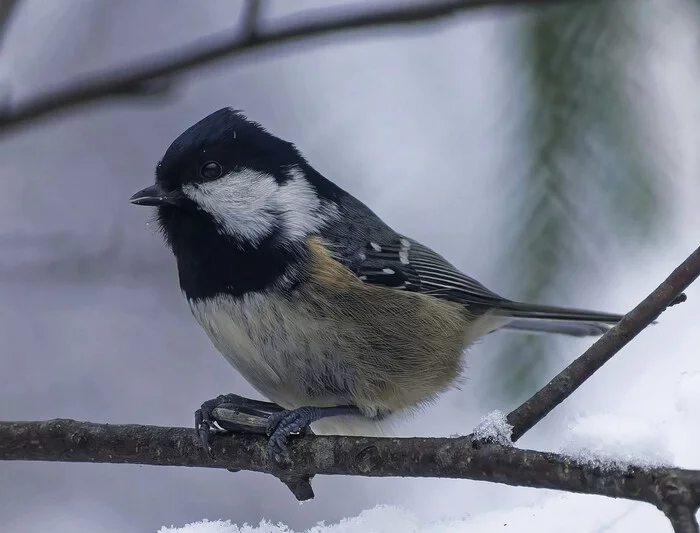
[129,184,181,207]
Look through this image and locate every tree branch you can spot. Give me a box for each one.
[2,418,700,513]
[0,0,590,135]
[506,244,700,442]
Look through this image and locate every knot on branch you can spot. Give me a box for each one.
[355,445,382,474]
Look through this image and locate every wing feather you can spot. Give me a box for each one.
[353,235,505,310]
[350,235,625,333]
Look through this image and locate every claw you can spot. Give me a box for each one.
[265,410,294,461]
[195,393,285,456]
[195,399,220,457]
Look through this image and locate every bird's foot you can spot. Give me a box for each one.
[266,405,360,462]
[195,393,284,455]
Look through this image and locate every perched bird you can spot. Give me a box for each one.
[130,108,624,456]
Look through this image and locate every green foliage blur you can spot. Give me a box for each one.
[491,0,684,404]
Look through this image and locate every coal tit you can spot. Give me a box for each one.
[130,108,624,457]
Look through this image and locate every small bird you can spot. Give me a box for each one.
[130,108,625,457]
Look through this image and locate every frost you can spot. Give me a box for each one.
[472,409,513,446]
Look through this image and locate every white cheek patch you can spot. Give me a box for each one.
[278,167,339,240]
[182,169,278,245]
[182,166,339,246]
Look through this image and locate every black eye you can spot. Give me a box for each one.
[200,161,223,180]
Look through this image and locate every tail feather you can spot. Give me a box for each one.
[501,318,611,337]
[493,301,625,337]
[496,301,624,324]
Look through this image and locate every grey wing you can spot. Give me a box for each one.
[352,235,507,312]
[319,195,623,337]
[319,193,498,307]
[347,236,625,337]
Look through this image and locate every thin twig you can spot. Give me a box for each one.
[2,418,700,511]
[0,0,19,48]
[240,0,263,40]
[664,506,700,533]
[506,245,700,442]
[0,0,588,135]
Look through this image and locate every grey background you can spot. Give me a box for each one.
[1,1,698,532]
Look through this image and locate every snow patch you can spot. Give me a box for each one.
[472,409,513,446]
[560,412,672,470]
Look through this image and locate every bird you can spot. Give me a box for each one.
[130,107,625,458]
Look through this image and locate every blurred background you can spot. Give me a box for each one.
[0,0,699,531]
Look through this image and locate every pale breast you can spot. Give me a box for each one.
[188,287,489,419]
[188,292,324,408]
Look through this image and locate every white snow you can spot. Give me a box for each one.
[560,412,672,470]
[159,501,673,533]
[472,409,513,446]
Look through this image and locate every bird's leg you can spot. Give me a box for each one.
[195,393,285,454]
[266,405,361,459]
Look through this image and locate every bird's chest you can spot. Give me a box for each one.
[187,292,341,407]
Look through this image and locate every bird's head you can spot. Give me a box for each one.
[130,108,341,250]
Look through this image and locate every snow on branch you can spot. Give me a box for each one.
[0,0,587,135]
[1,243,700,531]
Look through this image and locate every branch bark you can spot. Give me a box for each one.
[0,0,590,135]
[2,418,700,511]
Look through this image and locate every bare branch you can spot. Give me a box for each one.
[2,418,700,514]
[506,244,700,442]
[0,0,590,135]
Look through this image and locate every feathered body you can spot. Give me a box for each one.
[188,238,494,434]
